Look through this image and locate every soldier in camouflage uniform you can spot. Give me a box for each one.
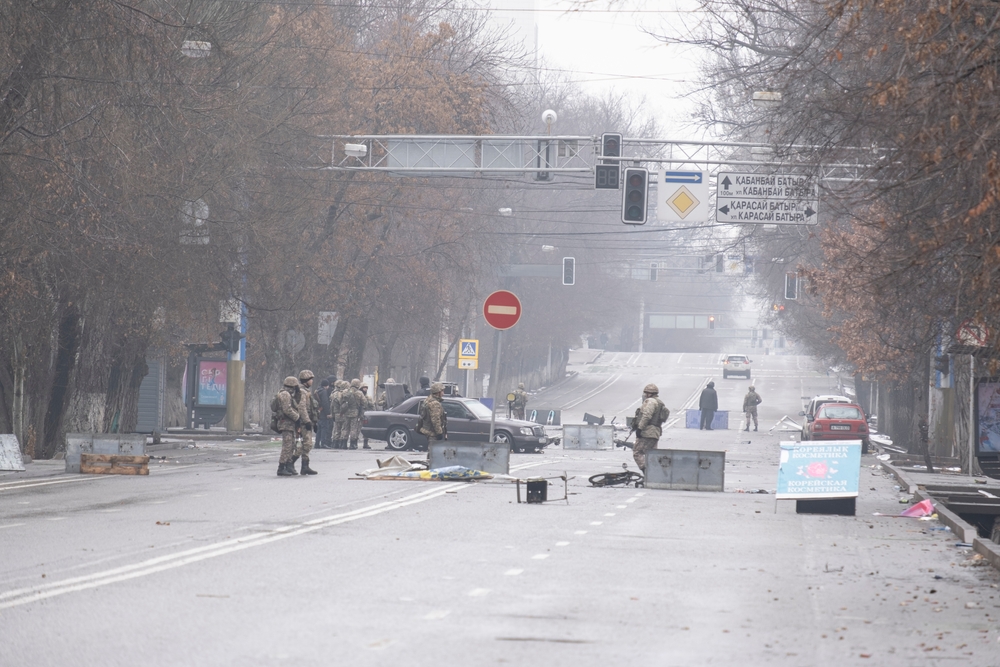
[341,379,365,449]
[273,376,303,476]
[330,380,349,449]
[632,383,669,472]
[418,382,448,441]
[360,383,375,449]
[511,383,528,420]
[292,370,319,475]
[742,385,762,432]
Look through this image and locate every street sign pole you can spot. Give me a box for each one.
[489,328,503,443]
[481,290,522,441]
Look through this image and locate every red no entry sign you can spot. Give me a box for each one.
[483,290,522,330]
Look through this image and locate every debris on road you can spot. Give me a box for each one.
[874,498,935,518]
[356,456,491,481]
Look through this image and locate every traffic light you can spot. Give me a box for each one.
[601,133,622,162]
[934,355,951,375]
[784,272,798,300]
[772,304,785,315]
[220,324,244,354]
[562,257,575,285]
[621,167,648,224]
[594,164,620,190]
[709,315,715,330]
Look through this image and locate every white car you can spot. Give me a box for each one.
[722,354,752,379]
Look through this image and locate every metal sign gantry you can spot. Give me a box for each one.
[324,134,877,183]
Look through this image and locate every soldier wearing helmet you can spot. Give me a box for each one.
[359,382,374,449]
[511,382,528,420]
[742,385,762,432]
[273,376,304,476]
[632,383,669,472]
[290,370,318,475]
[330,380,349,449]
[338,379,365,449]
[418,382,448,441]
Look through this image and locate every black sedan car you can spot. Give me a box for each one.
[362,396,549,452]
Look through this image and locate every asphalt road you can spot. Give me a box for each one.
[2,352,999,666]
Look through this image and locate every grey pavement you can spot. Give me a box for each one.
[2,352,999,666]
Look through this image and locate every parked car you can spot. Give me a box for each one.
[802,402,870,452]
[722,354,752,379]
[799,394,854,440]
[361,396,550,453]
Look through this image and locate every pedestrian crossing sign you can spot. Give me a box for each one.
[459,339,479,359]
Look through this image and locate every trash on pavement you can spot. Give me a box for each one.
[873,498,935,517]
[357,456,492,481]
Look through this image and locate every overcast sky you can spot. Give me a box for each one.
[533,0,706,137]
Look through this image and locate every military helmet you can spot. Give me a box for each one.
[350,378,361,388]
[335,380,348,390]
[518,383,525,389]
[430,382,444,394]
[643,383,659,394]
[749,385,755,391]
[298,369,315,382]
[283,376,299,388]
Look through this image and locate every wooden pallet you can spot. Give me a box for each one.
[80,453,149,476]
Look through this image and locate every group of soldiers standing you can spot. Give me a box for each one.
[271,370,374,477]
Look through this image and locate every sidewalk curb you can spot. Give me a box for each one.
[883,460,1000,570]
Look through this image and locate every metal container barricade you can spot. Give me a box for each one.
[644,449,725,492]
[428,441,510,474]
[561,424,614,450]
[65,433,146,473]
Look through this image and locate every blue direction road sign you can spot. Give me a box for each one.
[662,171,703,184]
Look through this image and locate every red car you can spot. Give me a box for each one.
[803,402,870,453]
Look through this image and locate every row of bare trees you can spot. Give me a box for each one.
[658,0,1000,458]
[1,0,660,454]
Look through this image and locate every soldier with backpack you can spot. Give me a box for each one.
[292,370,319,475]
[632,383,670,472]
[272,376,304,477]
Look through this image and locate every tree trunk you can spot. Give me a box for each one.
[40,305,82,459]
[343,316,369,380]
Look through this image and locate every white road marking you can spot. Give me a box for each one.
[0,524,25,530]
[423,610,451,620]
[589,521,603,526]
[0,483,462,611]
[561,373,623,410]
[531,554,549,560]
[504,569,523,576]
[555,541,570,547]
[46,517,66,522]
[604,513,615,517]
[0,477,99,492]
[625,498,638,504]
[617,505,627,509]
[574,530,587,535]
[467,588,491,597]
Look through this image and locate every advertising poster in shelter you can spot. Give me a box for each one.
[197,360,227,407]
[776,441,862,499]
[974,378,1000,454]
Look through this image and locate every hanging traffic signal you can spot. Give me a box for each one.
[784,272,798,300]
[621,167,648,224]
[601,133,622,161]
[709,315,715,330]
[562,257,575,285]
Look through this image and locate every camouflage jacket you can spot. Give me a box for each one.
[636,396,669,439]
[275,388,302,432]
[330,383,347,420]
[418,395,447,437]
[512,389,527,409]
[743,390,762,412]
[302,386,320,426]
[340,387,364,418]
